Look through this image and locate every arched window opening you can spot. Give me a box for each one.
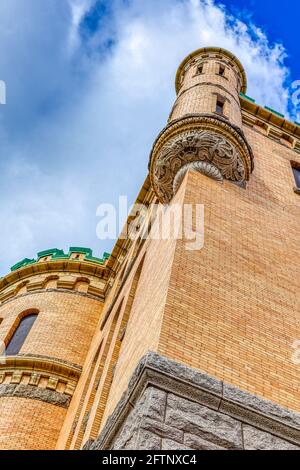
[6,313,38,356]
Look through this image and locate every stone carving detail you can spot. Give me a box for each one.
[173,161,223,194]
[154,130,246,202]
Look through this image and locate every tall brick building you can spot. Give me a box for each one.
[0,47,300,450]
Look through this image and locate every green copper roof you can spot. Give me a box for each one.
[11,258,36,272]
[10,247,110,272]
[37,248,65,259]
[240,93,288,121]
[69,247,93,255]
[264,106,285,118]
[239,92,256,103]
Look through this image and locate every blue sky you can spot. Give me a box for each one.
[221,0,300,83]
[0,0,299,276]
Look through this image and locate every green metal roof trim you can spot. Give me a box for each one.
[37,248,65,259]
[69,247,92,255]
[11,258,36,272]
[264,106,285,118]
[294,121,300,127]
[240,92,256,103]
[240,94,291,123]
[85,254,105,265]
[10,247,110,272]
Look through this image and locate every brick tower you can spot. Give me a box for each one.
[1,47,300,450]
[0,248,110,450]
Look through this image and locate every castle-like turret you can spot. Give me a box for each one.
[0,248,109,450]
[149,47,254,203]
[1,46,300,451]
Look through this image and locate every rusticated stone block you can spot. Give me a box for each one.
[166,394,243,450]
[243,426,300,451]
[111,393,149,450]
[184,433,225,450]
[162,439,193,451]
[89,353,300,451]
[136,429,161,450]
[143,387,166,422]
[141,417,184,442]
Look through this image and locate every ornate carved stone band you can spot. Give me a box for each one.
[0,355,81,407]
[149,114,254,203]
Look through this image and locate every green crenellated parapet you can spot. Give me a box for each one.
[37,248,65,260]
[11,258,36,272]
[69,247,93,256]
[10,247,111,272]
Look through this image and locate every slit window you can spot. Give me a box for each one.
[216,98,225,115]
[6,313,38,356]
[197,64,203,75]
[218,65,225,77]
[292,164,300,189]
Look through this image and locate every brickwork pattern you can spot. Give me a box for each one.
[159,148,300,411]
[0,291,101,366]
[0,397,66,450]
[1,47,300,451]
[171,51,243,127]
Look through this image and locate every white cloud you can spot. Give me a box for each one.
[0,0,291,276]
[68,0,96,51]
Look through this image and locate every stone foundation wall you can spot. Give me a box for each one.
[87,353,300,451]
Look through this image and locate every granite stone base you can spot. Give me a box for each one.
[86,352,300,451]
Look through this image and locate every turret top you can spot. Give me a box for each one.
[9,247,110,273]
[175,46,247,95]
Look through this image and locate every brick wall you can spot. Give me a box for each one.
[0,397,66,450]
[0,291,101,366]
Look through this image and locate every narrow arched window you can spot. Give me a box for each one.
[6,313,38,356]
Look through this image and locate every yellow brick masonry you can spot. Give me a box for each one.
[0,291,101,366]
[61,51,300,448]
[1,47,300,450]
[0,397,66,450]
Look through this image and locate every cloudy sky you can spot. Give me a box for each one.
[0,0,298,276]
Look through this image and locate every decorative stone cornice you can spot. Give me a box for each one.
[0,355,81,403]
[0,264,108,305]
[0,286,105,307]
[149,114,254,203]
[86,352,300,450]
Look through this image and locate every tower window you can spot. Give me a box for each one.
[197,64,204,75]
[292,163,300,189]
[6,313,38,356]
[216,98,225,115]
[218,65,225,77]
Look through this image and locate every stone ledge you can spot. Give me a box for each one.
[0,355,81,397]
[0,287,105,307]
[0,384,71,408]
[87,352,300,450]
